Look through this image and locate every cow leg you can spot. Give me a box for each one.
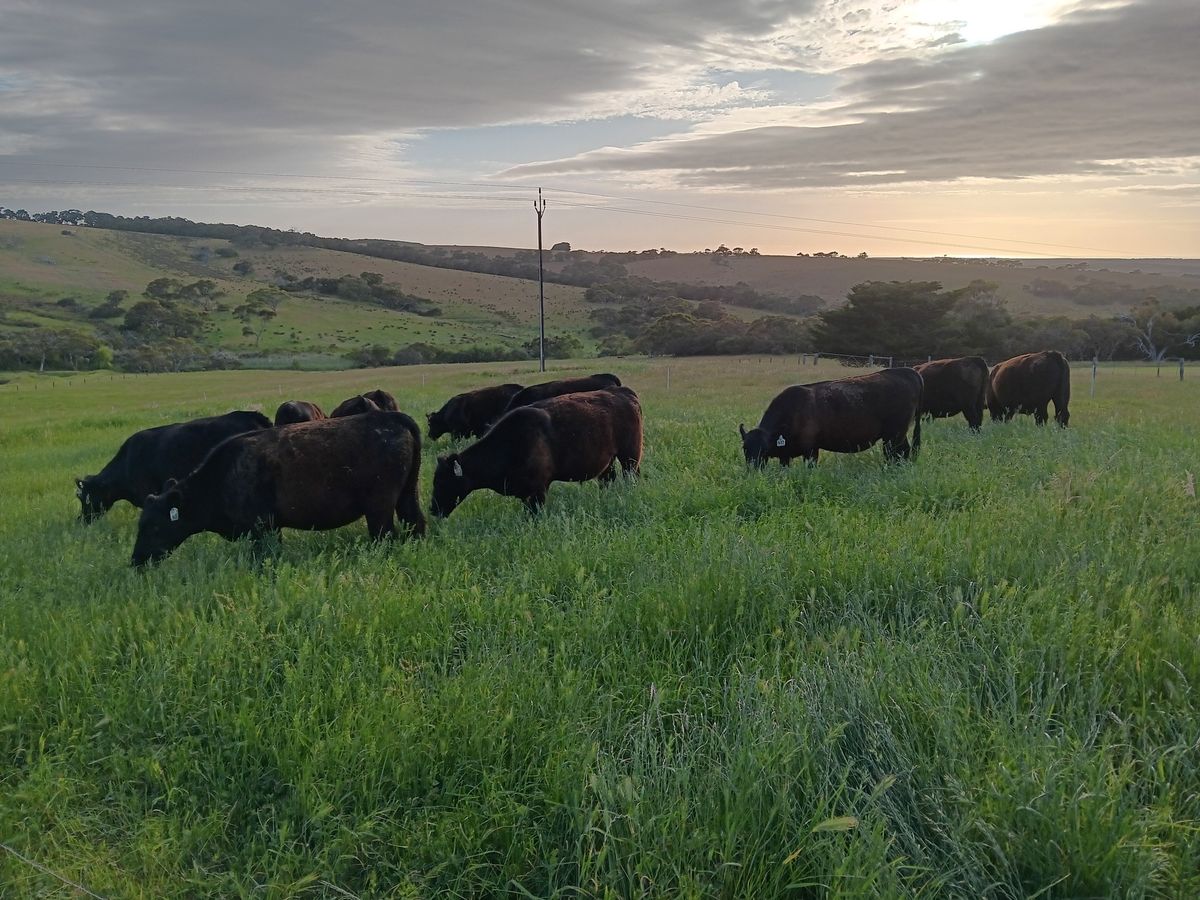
[365,501,397,540]
[1034,405,1049,426]
[395,488,427,538]
[802,448,819,466]
[883,437,910,462]
[779,456,791,467]
[598,460,618,485]
[247,525,282,565]
[966,406,983,432]
[523,491,547,514]
[618,452,641,479]
[1054,403,1070,428]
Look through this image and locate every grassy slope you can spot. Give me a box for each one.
[1,359,1197,897]
[0,221,596,359]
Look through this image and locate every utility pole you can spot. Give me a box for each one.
[534,188,547,372]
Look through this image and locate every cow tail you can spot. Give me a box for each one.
[1057,352,1072,406]
[912,375,923,455]
[396,415,426,535]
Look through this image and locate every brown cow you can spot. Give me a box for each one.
[432,387,642,516]
[130,411,424,567]
[330,395,379,417]
[740,368,923,467]
[914,356,988,431]
[274,400,326,427]
[427,382,524,440]
[331,389,398,418]
[987,350,1071,426]
[500,374,621,418]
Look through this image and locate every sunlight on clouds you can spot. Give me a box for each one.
[908,0,1084,44]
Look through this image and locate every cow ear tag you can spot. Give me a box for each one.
[453,460,464,477]
[169,507,180,522]
[776,435,787,447]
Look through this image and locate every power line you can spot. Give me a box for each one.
[0,160,1119,255]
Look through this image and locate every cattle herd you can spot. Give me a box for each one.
[72,350,1071,567]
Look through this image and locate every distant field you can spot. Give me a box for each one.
[1,358,1197,897]
[457,242,1200,317]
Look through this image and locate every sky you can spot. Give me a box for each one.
[1,0,1197,257]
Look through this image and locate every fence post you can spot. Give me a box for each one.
[801,353,807,365]
[1091,356,1098,398]
[868,354,874,367]
[1181,359,1185,382]
[1157,362,1161,377]
[666,366,671,391]
[814,353,820,366]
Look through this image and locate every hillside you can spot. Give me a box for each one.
[0,220,594,368]
[448,244,1200,318]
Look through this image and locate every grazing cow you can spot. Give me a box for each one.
[427,382,524,440]
[130,411,424,567]
[362,388,399,411]
[74,410,271,523]
[331,395,379,417]
[432,386,642,517]
[501,374,621,417]
[914,356,989,431]
[331,389,399,418]
[274,400,326,427]
[987,350,1071,426]
[740,368,923,467]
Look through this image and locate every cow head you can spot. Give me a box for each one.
[75,475,114,523]
[130,480,192,568]
[431,454,470,518]
[739,424,775,469]
[426,409,448,440]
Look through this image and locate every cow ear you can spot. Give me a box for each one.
[738,423,747,439]
[163,477,178,491]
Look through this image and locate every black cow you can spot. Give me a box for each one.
[331,389,399,418]
[987,350,1071,426]
[432,387,642,517]
[740,368,923,467]
[274,400,326,427]
[130,411,424,567]
[427,382,524,440]
[501,374,621,418]
[75,410,271,523]
[914,356,988,431]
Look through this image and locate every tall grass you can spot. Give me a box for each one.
[1,358,1197,897]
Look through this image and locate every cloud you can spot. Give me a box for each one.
[501,1,1200,191]
[0,0,822,180]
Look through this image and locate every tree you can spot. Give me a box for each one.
[123,300,202,339]
[143,277,184,300]
[551,241,571,251]
[1119,299,1200,361]
[810,281,958,358]
[233,289,285,346]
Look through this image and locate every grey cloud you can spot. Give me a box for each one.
[0,0,814,168]
[502,0,1200,189]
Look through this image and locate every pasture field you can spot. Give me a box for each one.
[1,358,1198,897]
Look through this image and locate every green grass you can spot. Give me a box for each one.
[1,358,1198,897]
